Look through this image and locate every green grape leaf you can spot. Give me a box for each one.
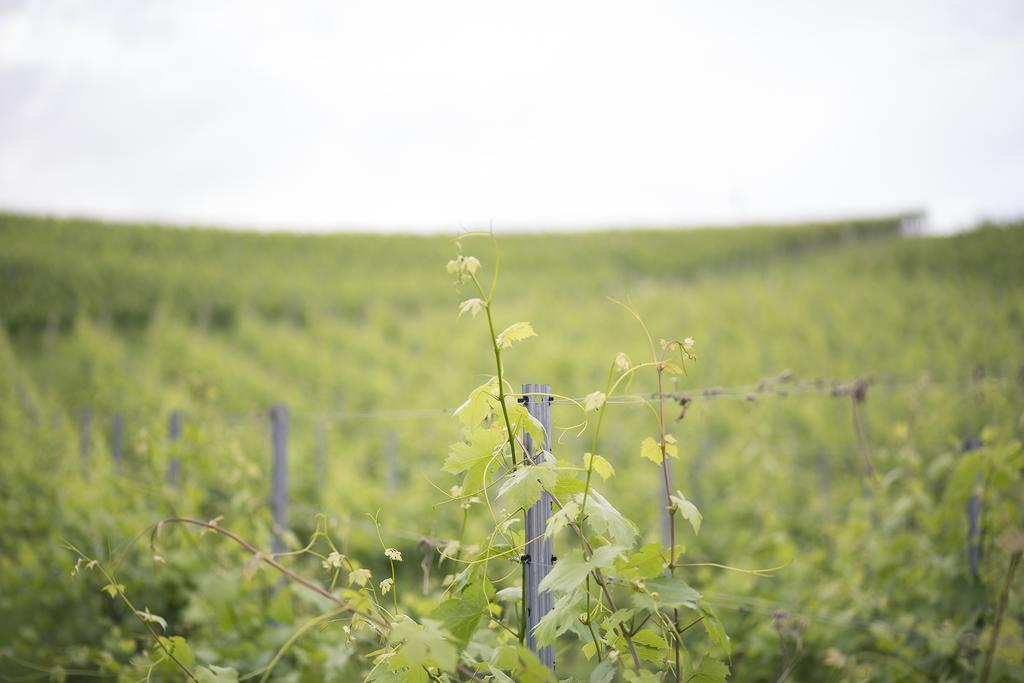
[136,608,168,631]
[546,499,580,538]
[612,543,666,581]
[640,437,662,464]
[156,636,193,668]
[489,667,516,683]
[631,628,669,663]
[386,616,457,678]
[495,322,537,349]
[497,461,557,511]
[539,545,624,594]
[700,604,731,657]
[101,583,124,598]
[585,490,638,546]
[583,452,615,480]
[589,659,618,683]
[684,657,731,682]
[533,591,586,646]
[537,554,592,595]
[634,576,701,611]
[444,427,503,475]
[551,469,587,498]
[641,435,678,463]
[488,666,516,683]
[196,666,239,683]
[505,400,548,449]
[601,608,635,637]
[444,426,504,492]
[490,645,556,683]
[670,490,702,535]
[453,378,499,426]
[432,580,492,650]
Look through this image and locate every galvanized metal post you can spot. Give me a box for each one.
[111,413,123,473]
[964,436,983,581]
[270,404,289,555]
[167,410,182,486]
[521,383,555,672]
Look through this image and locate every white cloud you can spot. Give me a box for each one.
[0,0,1022,232]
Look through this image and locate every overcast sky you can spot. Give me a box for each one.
[1,1,1022,233]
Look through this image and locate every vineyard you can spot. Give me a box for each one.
[1,211,1023,681]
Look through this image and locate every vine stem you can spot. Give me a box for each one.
[153,517,386,629]
[471,273,518,469]
[468,269,530,649]
[253,607,346,683]
[655,364,683,682]
[584,575,604,663]
[547,493,642,669]
[153,518,487,682]
[980,549,1022,683]
[65,542,198,681]
[577,361,620,664]
[657,366,677,575]
[579,362,616,522]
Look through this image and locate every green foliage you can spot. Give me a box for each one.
[495,321,537,350]
[670,491,702,535]
[0,212,1021,681]
[540,546,625,594]
[432,579,493,650]
[583,490,639,547]
[612,544,666,581]
[634,577,702,611]
[375,616,456,682]
[497,461,558,511]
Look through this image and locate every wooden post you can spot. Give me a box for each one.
[521,383,555,672]
[111,413,123,473]
[167,410,182,486]
[270,404,289,555]
[79,408,91,474]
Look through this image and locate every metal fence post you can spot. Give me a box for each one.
[111,413,123,473]
[167,410,182,486]
[521,383,555,672]
[270,404,289,555]
[964,436,984,581]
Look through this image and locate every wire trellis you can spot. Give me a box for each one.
[49,366,1019,429]
[196,366,1020,425]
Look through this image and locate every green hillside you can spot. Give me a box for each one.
[1,212,1022,681]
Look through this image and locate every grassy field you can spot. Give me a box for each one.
[1,212,1022,681]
